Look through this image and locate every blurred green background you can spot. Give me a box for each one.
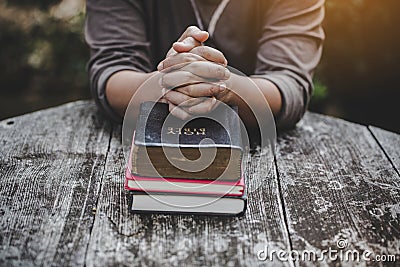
[0,0,399,132]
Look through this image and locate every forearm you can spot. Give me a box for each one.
[106,70,159,117]
[104,28,209,119]
[106,69,282,128]
[227,73,282,128]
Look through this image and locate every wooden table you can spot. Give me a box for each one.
[0,101,399,266]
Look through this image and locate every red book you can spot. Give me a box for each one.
[125,167,245,196]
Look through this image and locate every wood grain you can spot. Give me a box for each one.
[1,101,399,266]
[369,126,400,175]
[0,101,112,266]
[85,126,292,266]
[275,113,400,266]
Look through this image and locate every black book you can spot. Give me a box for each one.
[131,101,243,181]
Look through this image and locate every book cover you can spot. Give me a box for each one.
[131,101,243,180]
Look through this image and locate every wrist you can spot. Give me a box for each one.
[221,72,243,106]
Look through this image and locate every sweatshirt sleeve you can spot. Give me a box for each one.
[85,0,151,122]
[251,0,325,129]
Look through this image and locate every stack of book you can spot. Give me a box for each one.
[125,101,246,216]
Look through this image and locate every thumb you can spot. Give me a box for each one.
[192,31,209,43]
[178,26,209,43]
[172,37,202,53]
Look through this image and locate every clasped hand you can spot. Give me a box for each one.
[158,26,232,120]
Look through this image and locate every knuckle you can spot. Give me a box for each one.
[215,65,223,76]
[161,60,170,69]
[218,66,229,79]
[185,84,194,95]
[200,46,208,56]
[199,46,212,58]
[187,64,199,78]
[208,64,224,78]
[203,49,212,59]
[160,75,168,87]
[183,72,193,83]
[205,63,213,73]
[191,62,202,72]
[187,26,198,34]
[210,84,218,95]
[184,56,194,65]
[193,46,205,56]
[187,53,199,62]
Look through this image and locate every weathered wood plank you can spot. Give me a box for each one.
[276,113,400,266]
[2,100,399,266]
[0,101,112,266]
[86,126,292,266]
[369,126,400,175]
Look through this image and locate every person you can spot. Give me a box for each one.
[85,0,324,129]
